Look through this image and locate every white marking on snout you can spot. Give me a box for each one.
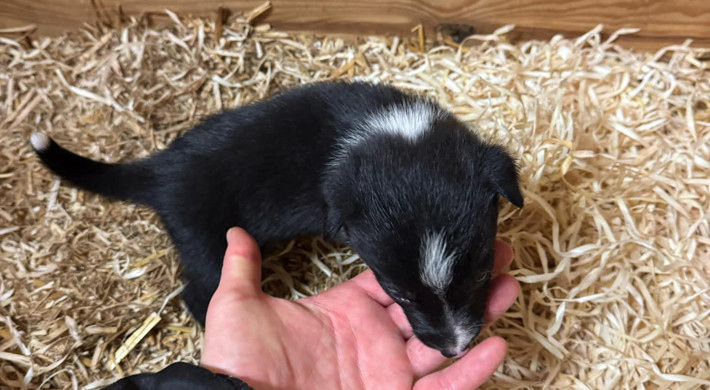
[446,305,478,354]
[419,231,457,293]
[30,132,50,152]
[452,323,477,353]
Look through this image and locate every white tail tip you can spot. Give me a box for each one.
[30,132,50,152]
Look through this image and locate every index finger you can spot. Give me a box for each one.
[492,240,514,275]
[413,336,508,390]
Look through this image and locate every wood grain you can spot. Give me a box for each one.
[2,0,709,51]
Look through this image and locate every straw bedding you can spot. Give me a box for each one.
[1,7,709,390]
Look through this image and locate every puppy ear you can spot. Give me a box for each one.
[483,145,524,208]
[323,204,347,242]
[322,150,362,242]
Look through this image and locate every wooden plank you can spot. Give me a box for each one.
[1,0,709,51]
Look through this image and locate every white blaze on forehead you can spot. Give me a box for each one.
[420,232,478,352]
[419,231,457,293]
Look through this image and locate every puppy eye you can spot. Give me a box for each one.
[475,271,492,285]
[390,292,414,304]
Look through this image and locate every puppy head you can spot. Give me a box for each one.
[324,118,522,357]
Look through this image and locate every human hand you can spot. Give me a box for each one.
[201,227,519,390]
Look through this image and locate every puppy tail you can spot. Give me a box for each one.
[30,132,156,205]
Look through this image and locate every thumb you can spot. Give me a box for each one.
[215,227,263,299]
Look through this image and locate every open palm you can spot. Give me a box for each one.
[201,228,519,390]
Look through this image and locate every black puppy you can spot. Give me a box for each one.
[31,81,523,358]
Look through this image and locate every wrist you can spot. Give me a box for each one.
[201,361,259,390]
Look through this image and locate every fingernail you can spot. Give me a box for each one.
[227,254,241,265]
[226,227,237,243]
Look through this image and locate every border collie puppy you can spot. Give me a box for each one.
[31,81,523,358]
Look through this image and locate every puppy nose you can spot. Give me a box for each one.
[441,349,457,358]
[441,348,468,358]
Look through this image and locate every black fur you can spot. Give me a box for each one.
[32,81,523,356]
